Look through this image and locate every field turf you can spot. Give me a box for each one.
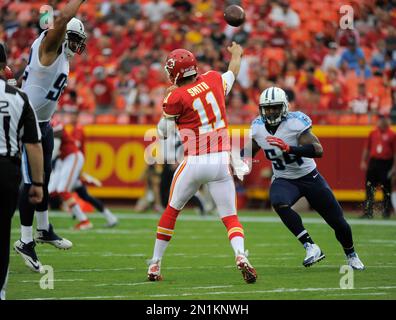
[7,209,396,300]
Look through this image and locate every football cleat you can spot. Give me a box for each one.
[35,224,73,249]
[236,251,257,284]
[147,259,163,281]
[14,240,43,273]
[74,220,93,231]
[303,243,325,267]
[347,252,365,270]
[104,213,118,228]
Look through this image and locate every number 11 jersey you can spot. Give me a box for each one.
[163,70,230,156]
[22,31,69,122]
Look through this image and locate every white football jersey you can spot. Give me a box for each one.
[251,111,316,179]
[22,31,69,122]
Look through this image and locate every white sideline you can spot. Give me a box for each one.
[15,211,396,226]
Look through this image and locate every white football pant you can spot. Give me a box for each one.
[169,151,236,218]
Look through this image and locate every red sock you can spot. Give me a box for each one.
[59,191,73,202]
[222,215,244,240]
[156,205,180,241]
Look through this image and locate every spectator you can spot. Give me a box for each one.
[269,0,300,29]
[338,37,366,73]
[349,82,377,114]
[90,67,116,115]
[143,0,172,23]
[360,113,395,218]
[322,42,340,72]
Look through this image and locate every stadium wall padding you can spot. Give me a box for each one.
[80,125,386,201]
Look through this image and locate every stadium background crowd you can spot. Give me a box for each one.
[1,0,395,126]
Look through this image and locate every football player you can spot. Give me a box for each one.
[241,86,364,270]
[49,120,118,229]
[147,42,257,283]
[14,0,87,272]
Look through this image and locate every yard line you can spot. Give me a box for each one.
[24,286,396,300]
[60,267,136,272]
[28,295,130,300]
[21,279,85,283]
[95,282,153,287]
[189,285,234,290]
[148,285,396,298]
[324,292,387,296]
[15,211,396,226]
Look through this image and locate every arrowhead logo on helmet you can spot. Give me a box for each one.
[164,49,198,85]
[259,86,289,126]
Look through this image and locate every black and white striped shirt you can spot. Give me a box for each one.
[0,79,41,158]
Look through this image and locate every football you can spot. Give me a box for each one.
[224,4,246,27]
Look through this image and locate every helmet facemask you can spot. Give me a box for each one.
[65,31,86,58]
[260,102,287,126]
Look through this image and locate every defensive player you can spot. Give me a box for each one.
[14,0,87,272]
[147,42,257,283]
[242,86,364,270]
[49,120,118,229]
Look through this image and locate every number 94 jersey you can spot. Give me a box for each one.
[251,111,317,179]
[22,31,69,122]
[163,70,230,156]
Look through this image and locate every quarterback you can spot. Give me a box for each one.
[147,42,257,283]
[242,86,365,270]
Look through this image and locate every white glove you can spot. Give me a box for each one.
[157,117,176,139]
[230,153,251,181]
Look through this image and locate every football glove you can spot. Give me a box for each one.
[230,153,251,181]
[266,136,290,153]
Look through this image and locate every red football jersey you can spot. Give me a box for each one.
[60,129,79,160]
[367,127,396,160]
[71,125,86,155]
[163,71,230,156]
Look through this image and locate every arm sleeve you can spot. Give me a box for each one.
[19,92,41,143]
[221,70,235,96]
[163,91,182,117]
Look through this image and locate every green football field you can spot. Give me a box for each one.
[6,209,396,300]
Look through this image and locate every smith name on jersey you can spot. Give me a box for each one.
[251,111,316,179]
[22,31,69,122]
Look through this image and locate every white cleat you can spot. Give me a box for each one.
[104,216,118,228]
[347,252,365,270]
[236,251,257,284]
[147,259,162,281]
[303,243,325,267]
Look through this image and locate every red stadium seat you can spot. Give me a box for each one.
[95,114,117,124]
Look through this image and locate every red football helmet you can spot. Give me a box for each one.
[3,66,16,86]
[164,49,198,84]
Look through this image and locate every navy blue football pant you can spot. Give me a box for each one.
[19,121,53,227]
[75,185,104,213]
[269,168,353,249]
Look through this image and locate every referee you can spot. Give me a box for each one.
[360,113,396,219]
[0,43,43,300]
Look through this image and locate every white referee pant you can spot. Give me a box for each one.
[169,151,236,218]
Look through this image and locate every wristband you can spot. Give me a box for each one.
[32,181,44,187]
[289,144,317,158]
